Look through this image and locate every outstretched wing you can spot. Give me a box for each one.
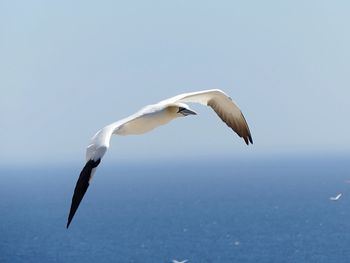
[67,115,143,228]
[161,89,253,145]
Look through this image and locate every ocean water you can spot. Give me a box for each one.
[1,156,350,263]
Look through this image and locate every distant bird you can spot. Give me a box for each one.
[66,89,253,228]
[330,193,342,201]
[172,260,188,263]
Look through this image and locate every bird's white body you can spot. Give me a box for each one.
[330,193,342,201]
[115,105,176,135]
[67,89,253,228]
[86,104,180,161]
[172,260,188,263]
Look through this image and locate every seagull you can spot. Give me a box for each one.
[66,89,253,228]
[172,260,188,263]
[329,193,342,201]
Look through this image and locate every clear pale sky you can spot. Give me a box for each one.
[1,1,349,165]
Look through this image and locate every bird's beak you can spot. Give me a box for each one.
[180,109,197,116]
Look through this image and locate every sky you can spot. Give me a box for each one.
[1,1,350,166]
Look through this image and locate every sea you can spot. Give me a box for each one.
[1,155,350,263]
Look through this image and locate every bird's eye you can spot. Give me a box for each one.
[177,107,186,113]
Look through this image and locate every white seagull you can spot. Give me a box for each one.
[172,260,189,263]
[66,89,253,228]
[329,193,342,201]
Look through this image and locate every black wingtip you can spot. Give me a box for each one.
[243,134,253,145]
[249,134,253,144]
[66,216,74,228]
[66,159,101,229]
[66,209,75,229]
[243,137,249,145]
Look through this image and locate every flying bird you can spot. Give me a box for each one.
[329,193,342,201]
[66,89,253,228]
[172,260,189,263]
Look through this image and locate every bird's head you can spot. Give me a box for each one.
[176,103,197,117]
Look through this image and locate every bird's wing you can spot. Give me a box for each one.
[330,194,341,201]
[67,115,144,228]
[161,89,253,145]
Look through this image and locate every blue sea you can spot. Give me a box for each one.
[1,156,350,263]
